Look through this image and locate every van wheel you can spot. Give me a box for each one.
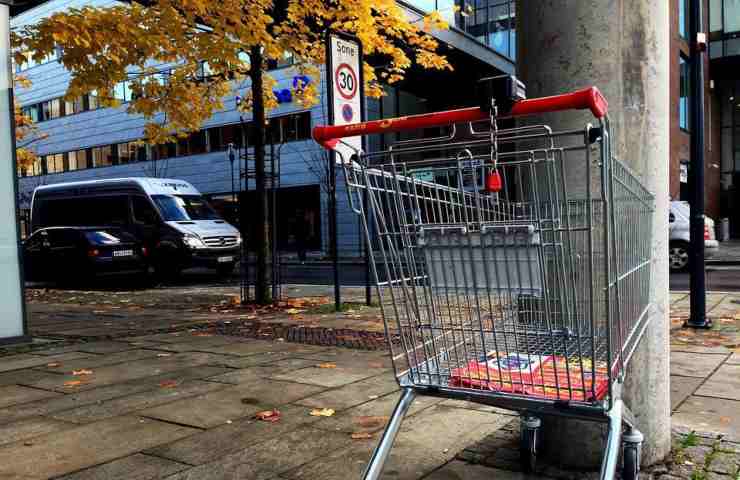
[669,241,690,272]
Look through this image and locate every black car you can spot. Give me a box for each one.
[23,227,149,282]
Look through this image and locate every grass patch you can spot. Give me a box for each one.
[681,431,700,449]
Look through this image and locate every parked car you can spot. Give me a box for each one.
[23,226,148,282]
[30,178,242,278]
[669,201,719,272]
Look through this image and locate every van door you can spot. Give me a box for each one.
[131,195,161,248]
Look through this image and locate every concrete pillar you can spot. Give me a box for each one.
[517,0,670,469]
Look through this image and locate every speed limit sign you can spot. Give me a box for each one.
[335,63,357,100]
[327,33,364,164]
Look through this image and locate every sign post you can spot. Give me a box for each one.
[0,2,28,343]
[325,32,365,310]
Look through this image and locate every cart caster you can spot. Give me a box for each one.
[520,416,541,473]
[621,428,643,480]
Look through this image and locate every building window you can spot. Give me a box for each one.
[45,153,64,174]
[92,145,115,167]
[64,96,84,116]
[679,0,689,38]
[679,55,690,131]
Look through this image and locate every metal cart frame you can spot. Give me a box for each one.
[313,81,655,480]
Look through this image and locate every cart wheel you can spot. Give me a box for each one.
[519,416,541,473]
[622,444,640,480]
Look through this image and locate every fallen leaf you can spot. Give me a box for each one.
[159,380,178,388]
[72,369,93,376]
[316,363,337,369]
[64,380,82,387]
[157,353,172,358]
[255,409,281,422]
[192,332,212,337]
[351,432,374,440]
[368,362,385,369]
[46,362,61,368]
[354,416,389,428]
[720,416,731,425]
[309,408,335,417]
[285,308,304,315]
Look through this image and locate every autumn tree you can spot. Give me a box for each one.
[13,0,451,304]
[14,75,45,176]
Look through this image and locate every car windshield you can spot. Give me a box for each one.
[152,194,221,221]
[84,230,123,245]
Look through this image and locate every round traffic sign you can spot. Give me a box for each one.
[335,63,358,100]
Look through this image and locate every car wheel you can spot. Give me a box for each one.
[669,241,690,272]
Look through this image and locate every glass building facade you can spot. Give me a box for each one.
[405,0,517,59]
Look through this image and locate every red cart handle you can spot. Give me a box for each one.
[313,87,608,149]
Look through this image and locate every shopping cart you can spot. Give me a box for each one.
[313,76,655,480]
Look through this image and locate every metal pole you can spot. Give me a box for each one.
[686,0,710,328]
[325,33,341,311]
[329,152,340,310]
[364,187,371,306]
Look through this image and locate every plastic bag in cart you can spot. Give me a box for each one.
[448,352,610,402]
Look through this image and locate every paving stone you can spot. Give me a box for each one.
[57,453,190,480]
[310,391,441,435]
[35,349,162,374]
[296,348,393,368]
[284,404,511,480]
[270,364,382,388]
[727,353,739,365]
[74,341,147,354]
[0,416,76,447]
[670,344,732,355]
[51,380,230,424]
[671,376,704,411]
[145,404,321,465]
[139,380,326,428]
[696,364,740,401]
[670,352,727,378]
[0,366,229,424]
[0,368,64,388]
[708,452,740,475]
[207,358,322,384]
[0,415,198,479]
[196,340,325,357]
[425,461,543,479]
[0,352,95,373]
[161,426,350,480]
[293,374,399,411]
[683,445,713,463]
[673,396,740,442]
[0,384,62,408]
[21,352,239,393]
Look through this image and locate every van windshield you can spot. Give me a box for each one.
[152,195,221,221]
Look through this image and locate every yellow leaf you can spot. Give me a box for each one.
[309,408,335,417]
[72,369,93,376]
[316,363,337,369]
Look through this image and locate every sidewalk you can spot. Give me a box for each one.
[0,290,736,479]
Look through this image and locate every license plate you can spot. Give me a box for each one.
[113,250,133,257]
[218,256,233,263]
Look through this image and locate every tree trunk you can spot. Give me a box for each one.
[250,47,272,304]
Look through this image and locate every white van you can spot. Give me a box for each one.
[30,178,241,277]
